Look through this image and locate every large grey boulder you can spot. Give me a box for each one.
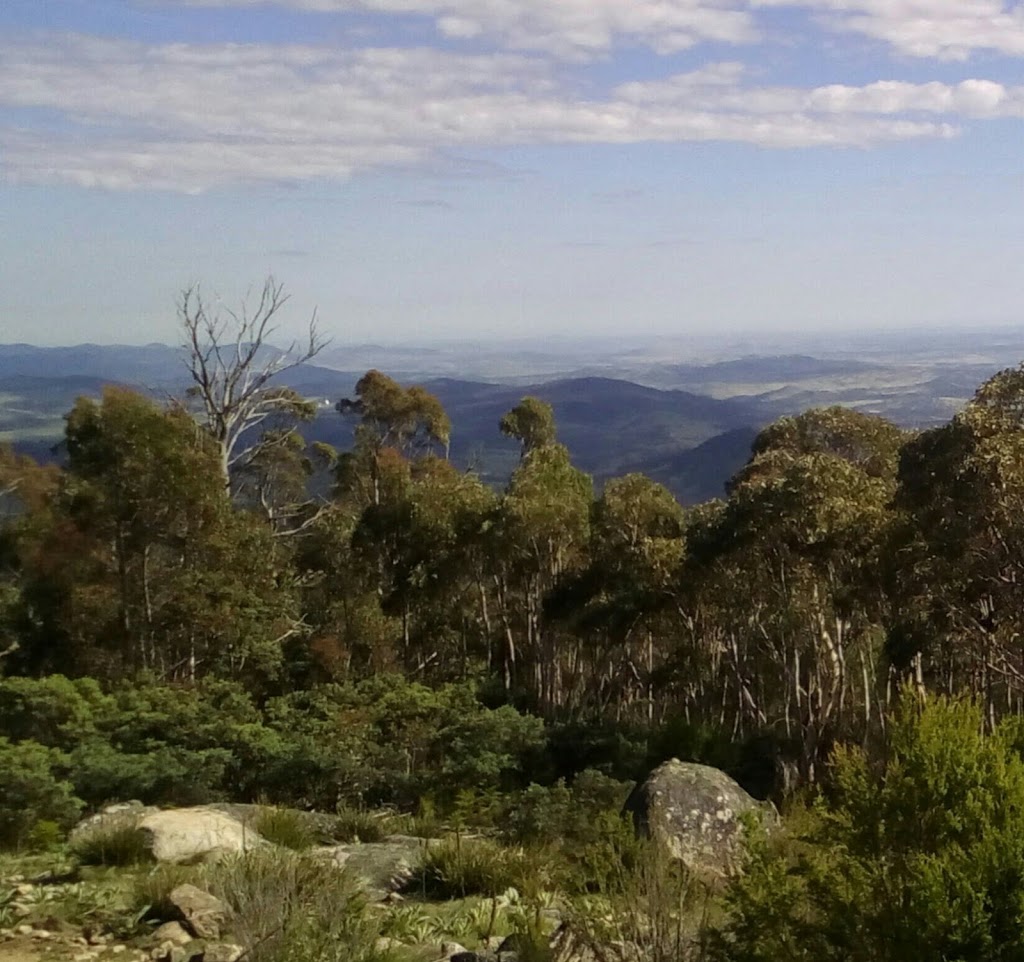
[139,808,266,864]
[318,835,427,900]
[623,759,774,878]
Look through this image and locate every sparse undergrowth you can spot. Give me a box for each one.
[204,848,392,962]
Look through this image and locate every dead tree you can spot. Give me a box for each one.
[179,277,328,493]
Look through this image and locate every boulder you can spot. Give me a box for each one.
[139,808,265,864]
[167,885,229,940]
[318,835,427,900]
[623,759,775,878]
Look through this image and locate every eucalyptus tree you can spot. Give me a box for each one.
[546,473,685,718]
[681,408,901,779]
[500,396,556,458]
[489,419,593,713]
[890,365,1024,719]
[15,388,298,684]
[336,370,451,507]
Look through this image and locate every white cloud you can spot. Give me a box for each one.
[6,36,1021,191]
[756,0,1024,60]
[167,0,759,59]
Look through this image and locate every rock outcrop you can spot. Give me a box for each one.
[319,835,426,900]
[623,758,774,878]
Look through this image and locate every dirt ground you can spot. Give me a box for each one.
[0,940,41,962]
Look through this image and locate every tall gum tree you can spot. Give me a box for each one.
[891,365,1024,721]
[682,408,900,780]
[490,400,592,714]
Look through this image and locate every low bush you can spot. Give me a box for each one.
[406,836,556,900]
[70,823,151,866]
[712,694,1024,962]
[0,737,83,850]
[204,848,391,962]
[333,805,389,843]
[501,769,631,848]
[253,807,315,851]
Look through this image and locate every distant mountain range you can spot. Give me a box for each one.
[0,337,1018,504]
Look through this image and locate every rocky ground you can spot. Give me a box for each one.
[0,760,768,962]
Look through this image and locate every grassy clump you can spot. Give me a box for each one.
[253,806,315,851]
[563,843,712,962]
[333,805,390,844]
[204,847,392,962]
[70,823,152,867]
[132,862,201,920]
[406,836,556,900]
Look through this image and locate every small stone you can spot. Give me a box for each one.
[202,943,244,962]
[440,943,468,958]
[14,883,34,896]
[151,923,192,947]
[168,884,229,940]
[16,924,33,936]
[111,947,128,955]
[31,929,52,940]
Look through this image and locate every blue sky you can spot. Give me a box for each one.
[2,0,1024,346]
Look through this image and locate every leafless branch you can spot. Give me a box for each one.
[178,277,330,492]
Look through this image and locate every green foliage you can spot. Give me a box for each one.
[714,693,1024,962]
[263,676,544,810]
[500,397,557,456]
[502,769,630,848]
[0,736,82,850]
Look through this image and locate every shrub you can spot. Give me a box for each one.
[332,805,391,843]
[712,693,1024,962]
[0,737,83,850]
[70,823,151,866]
[406,837,555,900]
[253,807,315,851]
[502,769,631,848]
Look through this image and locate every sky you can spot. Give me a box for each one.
[2,1,1024,346]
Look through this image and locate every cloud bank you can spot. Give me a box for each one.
[757,0,1024,61]
[5,36,1021,191]
[170,0,760,59]
[3,0,1024,191]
